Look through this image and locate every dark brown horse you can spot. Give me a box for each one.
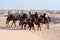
[18,13,28,30]
[6,14,21,27]
[27,14,36,31]
[33,12,40,30]
[37,15,51,31]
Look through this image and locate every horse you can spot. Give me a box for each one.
[26,13,39,31]
[18,13,28,30]
[27,14,36,31]
[37,14,51,31]
[28,12,41,31]
[6,14,21,27]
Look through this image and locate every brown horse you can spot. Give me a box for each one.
[37,15,51,31]
[27,14,36,31]
[6,14,21,27]
[18,13,29,30]
[28,18,35,31]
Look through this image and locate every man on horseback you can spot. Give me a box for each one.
[26,11,32,23]
[19,10,25,24]
[20,10,24,18]
[34,12,39,24]
[42,13,47,23]
[8,10,13,20]
[27,11,32,18]
[19,10,28,29]
[8,10,11,16]
[34,12,38,19]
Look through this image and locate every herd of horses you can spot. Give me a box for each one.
[6,11,51,31]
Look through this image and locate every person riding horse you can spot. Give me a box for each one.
[6,10,21,27]
[19,10,28,29]
[8,10,12,19]
[42,13,47,23]
[27,11,32,23]
[27,11,32,18]
[34,12,39,24]
[34,12,38,19]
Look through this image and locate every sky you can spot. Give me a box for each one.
[0,0,60,10]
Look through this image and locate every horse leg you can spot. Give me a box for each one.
[33,26,35,31]
[14,22,16,27]
[29,26,31,31]
[46,23,49,29]
[39,25,41,31]
[27,24,30,30]
[37,23,41,31]
[37,25,40,31]
[24,24,26,30]
[11,22,14,27]
[6,20,10,27]
[21,24,23,30]
[32,24,35,31]
[18,21,21,27]
[29,24,31,31]
[37,26,39,31]
[6,22,8,27]
[6,19,8,27]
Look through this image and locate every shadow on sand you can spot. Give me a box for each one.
[0,26,22,30]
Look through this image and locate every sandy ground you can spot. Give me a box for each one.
[0,24,60,40]
[0,13,60,40]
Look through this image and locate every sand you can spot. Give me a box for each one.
[0,24,60,40]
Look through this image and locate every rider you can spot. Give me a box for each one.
[8,10,13,19]
[34,12,38,19]
[20,10,24,18]
[15,11,19,17]
[8,10,11,17]
[42,13,47,22]
[27,11,32,18]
